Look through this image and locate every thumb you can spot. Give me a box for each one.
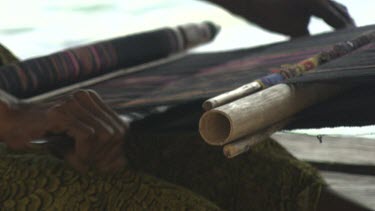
[0,89,20,113]
[312,0,355,29]
[0,99,9,113]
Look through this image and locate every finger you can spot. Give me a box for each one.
[73,90,125,135]
[96,143,127,173]
[71,91,123,159]
[47,104,95,162]
[87,90,128,129]
[312,0,355,29]
[76,90,127,160]
[63,96,115,150]
[66,121,95,166]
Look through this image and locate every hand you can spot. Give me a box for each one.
[207,0,355,37]
[0,90,128,173]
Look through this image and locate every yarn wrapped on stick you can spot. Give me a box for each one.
[0,22,219,99]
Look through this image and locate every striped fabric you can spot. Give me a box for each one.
[0,22,218,98]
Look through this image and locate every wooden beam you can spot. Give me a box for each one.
[273,132,375,166]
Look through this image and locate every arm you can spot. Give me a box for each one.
[205,0,355,37]
[0,90,127,173]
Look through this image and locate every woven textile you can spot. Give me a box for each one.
[0,22,218,98]
[0,41,325,211]
[258,31,375,87]
[2,24,375,128]
[87,25,375,112]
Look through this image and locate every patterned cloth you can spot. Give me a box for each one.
[85,24,375,112]
[0,135,325,211]
[0,41,325,210]
[0,22,218,98]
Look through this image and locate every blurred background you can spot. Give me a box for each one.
[0,0,375,138]
[0,0,374,57]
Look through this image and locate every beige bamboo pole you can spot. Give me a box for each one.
[202,81,262,110]
[223,119,291,158]
[199,83,343,146]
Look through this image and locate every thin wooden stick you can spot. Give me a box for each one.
[223,119,291,158]
[203,81,262,110]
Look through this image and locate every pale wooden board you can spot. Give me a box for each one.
[321,171,375,210]
[273,132,375,210]
[272,132,375,166]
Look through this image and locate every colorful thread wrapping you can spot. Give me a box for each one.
[257,31,375,88]
[0,22,219,98]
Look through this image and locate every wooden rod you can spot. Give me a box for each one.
[202,81,262,110]
[223,119,291,158]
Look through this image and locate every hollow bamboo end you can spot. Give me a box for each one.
[202,100,214,111]
[199,110,232,145]
[223,145,238,158]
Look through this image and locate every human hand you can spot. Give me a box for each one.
[207,0,355,37]
[0,90,128,173]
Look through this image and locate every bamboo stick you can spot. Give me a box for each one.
[223,119,291,158]
[199,83,343,146]
[202,81,262,110]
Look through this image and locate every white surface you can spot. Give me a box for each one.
[0,0,374,58]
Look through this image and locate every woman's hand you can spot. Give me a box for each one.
[207,0,355,37]
[0,90,128,173]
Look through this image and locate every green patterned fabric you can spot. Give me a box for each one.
[0,44,325,210]
[0,135,325,210]
[0,144,220,210]
[126,133,325,211]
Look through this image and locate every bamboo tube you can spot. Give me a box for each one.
[199,83,342,146]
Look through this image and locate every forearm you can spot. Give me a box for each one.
[0,90,21,143]
[204,0,251,14]
[202,0,354,38]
